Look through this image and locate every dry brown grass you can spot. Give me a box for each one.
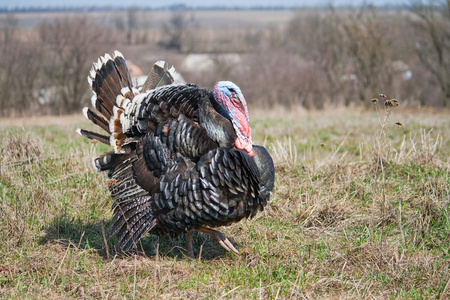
[1,106,450,298]
[0,132,43,161]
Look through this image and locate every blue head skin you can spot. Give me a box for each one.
[213,81,253,156]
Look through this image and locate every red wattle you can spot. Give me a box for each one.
[235,137,253,157]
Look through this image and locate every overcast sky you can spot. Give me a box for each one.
[1,0,407,9]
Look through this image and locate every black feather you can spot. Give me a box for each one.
[77,128,110,145]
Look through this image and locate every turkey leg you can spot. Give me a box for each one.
[185,231,194,258]
[194,227,240,254]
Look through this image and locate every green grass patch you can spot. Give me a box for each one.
[1,108,450,298]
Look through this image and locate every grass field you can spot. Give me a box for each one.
[1,102,450,299]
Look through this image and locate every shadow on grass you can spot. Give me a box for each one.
[42,214,236,261]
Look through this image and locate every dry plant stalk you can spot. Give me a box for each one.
[370,94,400,242]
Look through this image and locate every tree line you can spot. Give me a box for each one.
[0,1,449,116]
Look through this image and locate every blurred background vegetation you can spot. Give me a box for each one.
[0,0,449,116]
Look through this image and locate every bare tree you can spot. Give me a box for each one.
[286,7,398,106]
[0,14,42,116]
[339,7,395,103]
[127,7,138,45]
[1,14,18,44]
[38,17,113,114]
[411,0,450,106]
[160,10,192,52]
[286,10,350,105]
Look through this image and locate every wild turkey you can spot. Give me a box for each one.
[77,51,275,256]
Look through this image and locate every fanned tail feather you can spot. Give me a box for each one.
[142,60,176,91]
[89,51,134,115]
[78,51,142,151]
[92,152,126,172]
[82,107,110,134]
[96,134,175,250]
[76,128,110,145]
[104,152,157,250]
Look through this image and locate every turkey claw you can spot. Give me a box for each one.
[195,227,240,255]
[219,238,240,254]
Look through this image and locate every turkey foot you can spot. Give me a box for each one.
[195,227,240,254]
